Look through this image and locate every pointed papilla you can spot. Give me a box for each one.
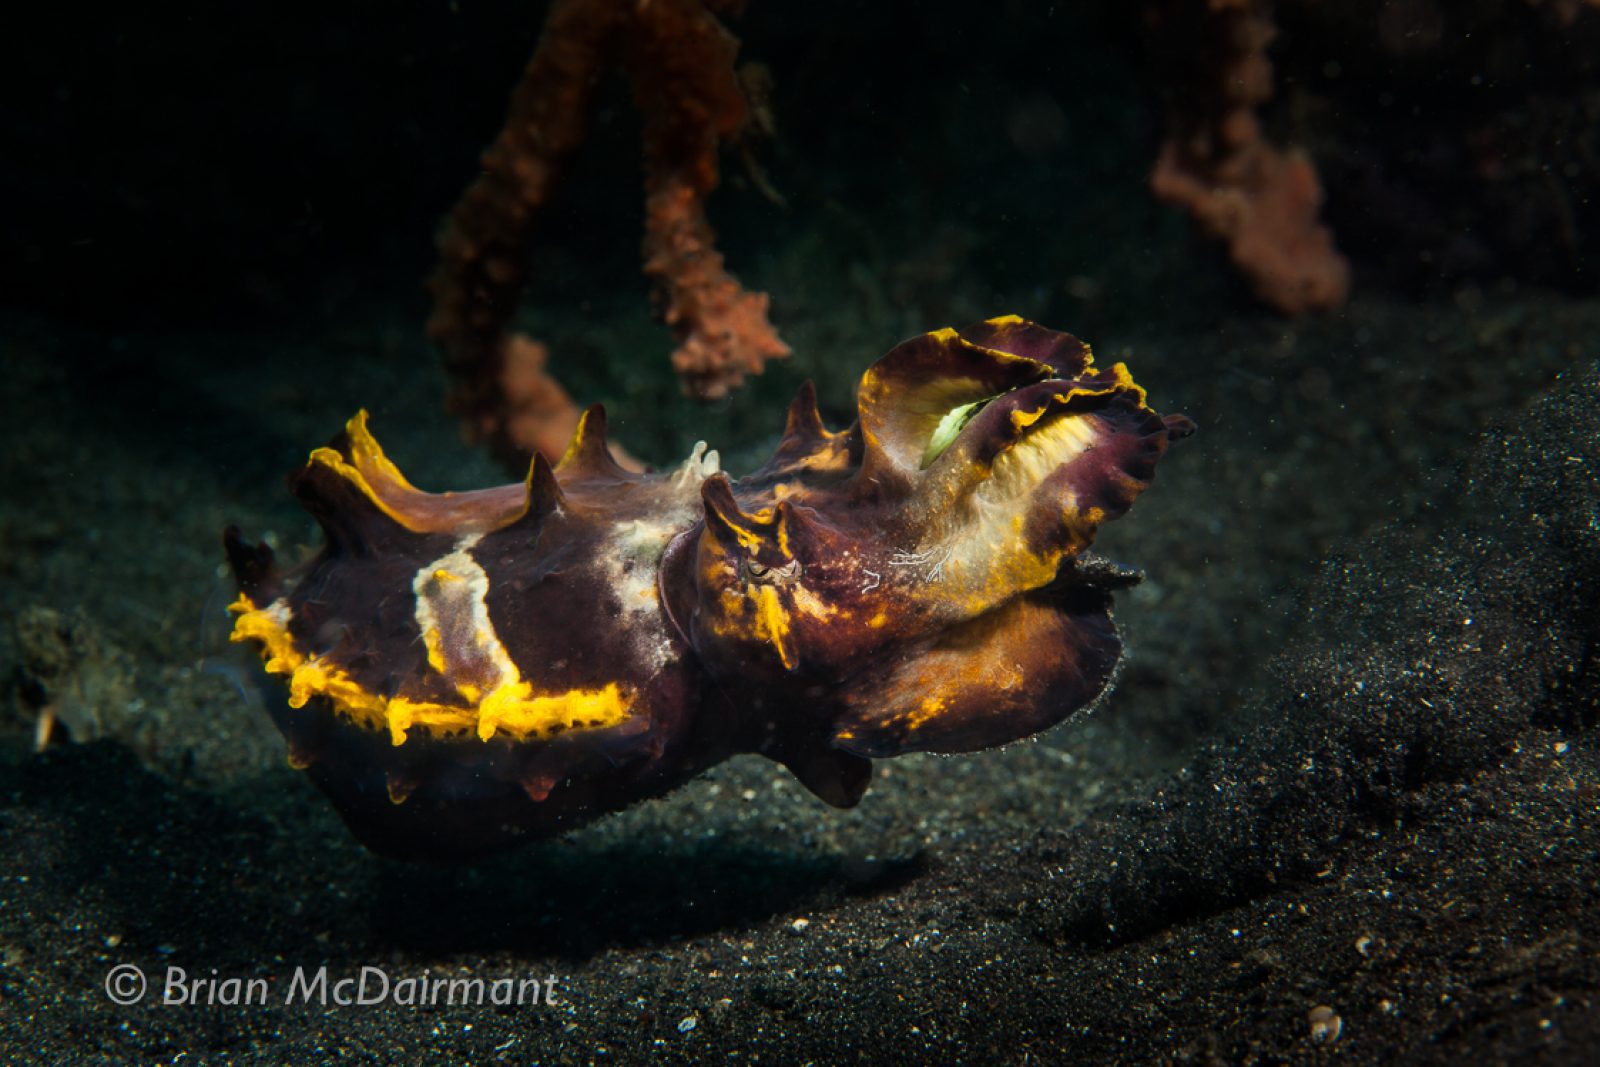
[520,773,557,803]
[289,446,441,559]
[386,769,420,805]
[556,405,633,483]
[782,380,828,448]
[1163,413,1198,441]
[285,738,319,771]
[506,451,567,531]
[749,380,860,484]
[700,473,769,554]
[773,744,871,808]
[223,525,279,603]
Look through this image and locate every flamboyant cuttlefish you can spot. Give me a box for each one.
[225,318,1193,860]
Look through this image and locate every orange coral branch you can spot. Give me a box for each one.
[1526,0,1600,26]
[495,334,582,465]
[426,0,784,465]
[426,0,626,466]
[1147,0,1349,314]
[630,0,789,399]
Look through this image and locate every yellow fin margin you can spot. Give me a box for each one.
[228,594,635,747]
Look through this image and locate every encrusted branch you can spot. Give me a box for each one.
[1147,0,1350,314]
[631,0,789,400]
[426,0,785,465]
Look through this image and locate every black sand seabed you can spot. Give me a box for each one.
[1,290,1597,1064]
[5,2,1600,1062]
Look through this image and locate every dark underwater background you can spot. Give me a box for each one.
[2,1,1598,1062]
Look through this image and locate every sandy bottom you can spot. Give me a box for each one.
[2,290,1597,1063]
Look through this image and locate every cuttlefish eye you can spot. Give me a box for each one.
[742,558,802,584]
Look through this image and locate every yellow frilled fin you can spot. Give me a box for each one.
[227,595,304,677]
[474,681,634,743]
[228,590,638,748]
